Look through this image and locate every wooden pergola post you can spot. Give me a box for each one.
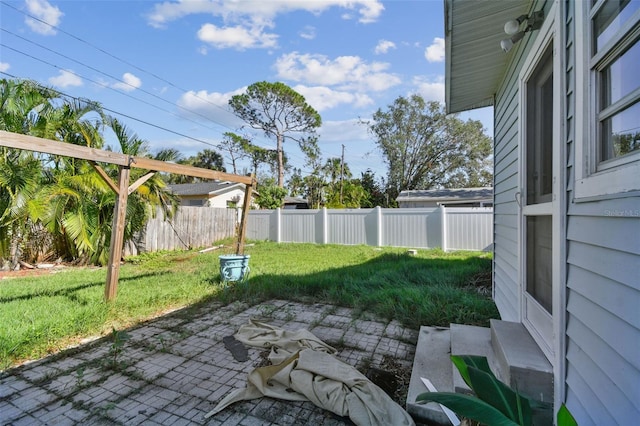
[105,165,131,301]
[235,176,256,255]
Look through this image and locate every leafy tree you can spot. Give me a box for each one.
[325,179,366,208]
[167,148,226,184]
[366,95,492,200]
[255,178,287,209]
[359,169,388,208]
[286,168,305,197]
[229,81,321,187]
[193,149,226,172]
[217,132,249,174]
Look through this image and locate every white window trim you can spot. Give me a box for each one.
[574,2,640,200]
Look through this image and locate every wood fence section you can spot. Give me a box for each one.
[124,207,236,255]
[247,206,493,252]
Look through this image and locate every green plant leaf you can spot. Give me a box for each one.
[467,366,532,425]
[451,354,495,389]
[416,391,520,426]
[557,404,578,426]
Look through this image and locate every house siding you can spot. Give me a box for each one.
[494,1,640,422]
[563,0,640,424]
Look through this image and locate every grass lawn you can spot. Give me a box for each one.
[0,241,498,370]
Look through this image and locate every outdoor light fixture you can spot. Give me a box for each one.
[500,10,544,53]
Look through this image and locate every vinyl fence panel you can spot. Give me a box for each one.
[443,207,493,251]
[248,206,493,251]
[381,208,440,248]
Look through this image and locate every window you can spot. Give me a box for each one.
[593,0,640,165]
[575,1,640,199]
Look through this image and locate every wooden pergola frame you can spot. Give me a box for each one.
[0,130,257,301]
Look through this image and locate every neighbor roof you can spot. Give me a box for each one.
[167,181,244,196]
[445,0,531,113]
[284,196,308,204]
[396,187,493,202]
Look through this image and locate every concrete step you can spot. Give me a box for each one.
[405,326,454,425]
[490,319,553,403]
[449,323,493,394]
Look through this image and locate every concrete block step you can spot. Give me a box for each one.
[405,326,454,425]
[450,324,493,394]
[490,319,553,403]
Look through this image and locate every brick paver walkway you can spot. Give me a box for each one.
[0,300,418,425]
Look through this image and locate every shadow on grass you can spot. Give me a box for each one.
[0,271,172,304]
[211,252,498,329]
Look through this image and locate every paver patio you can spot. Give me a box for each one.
[0,299,419,425]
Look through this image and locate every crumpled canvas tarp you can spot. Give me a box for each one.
[205,320,415,426]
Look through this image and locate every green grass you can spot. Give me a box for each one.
[0,241,498,370]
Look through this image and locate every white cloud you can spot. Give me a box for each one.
[25,0,63,36]
[177,87,246,128]
[299,26,316,40]
[275,52,401,92]
[112,73,142,92]
[374,40,396,55]
[293,85,373,112]
[425,37,445,63]
[147,0,384,28]
[197,23,278,50]
[48,70,82,88]
[319,119,370,142]
[413,76,445,103]
[0,62,9,72]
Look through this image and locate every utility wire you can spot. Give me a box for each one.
[0,43,229,147]
[0,3,331,177]
[1,28,238,132]
[0,0,233,120]
[0,70,221,148]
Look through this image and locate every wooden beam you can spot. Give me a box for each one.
[128,171,156,195]
[235,176,256,255]
[104,166,131,301]
[0,131,253,184]
[1,130,129,165]
[89,161,120,194]
[131,157,253,184]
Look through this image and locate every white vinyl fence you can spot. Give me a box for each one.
[247,206,493,252]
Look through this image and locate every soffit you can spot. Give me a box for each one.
[445,0,531,113]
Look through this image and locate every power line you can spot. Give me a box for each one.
[0,43,232,144]
[0,3,353,178]
[0,28,238,132]
[0,70,220,148]
[0,0,233,119]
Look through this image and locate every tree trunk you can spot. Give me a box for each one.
[9,224,22,271]
[277,133,284,188]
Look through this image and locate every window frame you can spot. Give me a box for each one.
[574,0,640,200]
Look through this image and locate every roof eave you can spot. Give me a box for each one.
[445,0,532,114]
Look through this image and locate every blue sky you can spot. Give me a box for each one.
[0,0,493,181]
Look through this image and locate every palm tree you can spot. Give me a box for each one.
[1,79,180,266]
[0,79,53,268]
